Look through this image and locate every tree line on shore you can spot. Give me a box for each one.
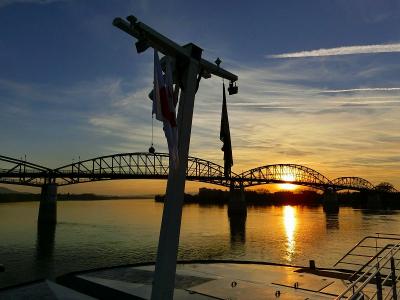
[155,188,323,206]
[1,186,399,209]
[155,187,400,209]
[0,192,150,203]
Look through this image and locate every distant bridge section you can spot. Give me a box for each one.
[375,182,398,193]
[332,177,375,192]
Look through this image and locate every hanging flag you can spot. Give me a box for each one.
[220,83,233,178]
[153,50,179,169]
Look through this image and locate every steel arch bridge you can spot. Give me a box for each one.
[0,152,398,193]
[239,164,332,190]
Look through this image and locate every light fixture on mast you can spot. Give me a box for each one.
[228,81,238,95]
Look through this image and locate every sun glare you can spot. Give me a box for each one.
[279,183,297,191]
[282,174,295,181]
[279,173,297,191]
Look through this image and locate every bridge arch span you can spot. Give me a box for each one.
[332,177,375,192]
[53,152,236,187]
[375,182,398,193]
[239,164,332,190]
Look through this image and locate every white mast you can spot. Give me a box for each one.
[113,15,238,299]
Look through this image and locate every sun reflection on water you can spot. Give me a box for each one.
[283,205,297,262]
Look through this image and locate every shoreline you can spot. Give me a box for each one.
[1,187,399,210]
[0,193,153,203]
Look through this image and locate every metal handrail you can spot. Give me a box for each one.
[349,244,398,281]
[336,241,400,299]
[377,233,400,237]
[353,253,399,300]
[334,236,400,268]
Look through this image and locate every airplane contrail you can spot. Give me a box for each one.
[268,43,400,58]
[321,88,400,93]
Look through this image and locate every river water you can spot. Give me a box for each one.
[0,199,399,288]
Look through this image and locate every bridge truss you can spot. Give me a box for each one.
[239,164,332,190]
[0,152,398,192]
[0,155,51,186]
[53,152,237,187]
[332,177,375,192]
[0,153,238,188]
[375,182,398,193]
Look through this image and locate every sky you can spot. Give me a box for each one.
[0,0,399,195]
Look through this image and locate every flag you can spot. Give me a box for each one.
[220,83,233,178]
[153,50,179,169]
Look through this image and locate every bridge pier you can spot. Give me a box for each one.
[366,192,382,210]
[228,186,247,217]
[322,190,339,213]
[38,183,57,224]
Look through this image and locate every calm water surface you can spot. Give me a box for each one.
[1,199,400,288]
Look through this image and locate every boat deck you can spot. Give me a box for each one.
[0,261,358,299]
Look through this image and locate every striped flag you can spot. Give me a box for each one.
[220,83,233,177]
[153,50,179,169]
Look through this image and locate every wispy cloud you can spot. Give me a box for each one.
[0,0,66,8]
[321,87,400,93]
[268,43,400,58]
[1,55,400,189]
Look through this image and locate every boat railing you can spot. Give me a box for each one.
[347,244,398,282]
[334,234,400,273]
[335,234,400,300]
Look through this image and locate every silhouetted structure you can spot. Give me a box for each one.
[36,222,56,259]
[1,153,399,223]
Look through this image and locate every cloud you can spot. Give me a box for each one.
[321,87,400,93]
[2,52,400,189]
[0,0,66,8]
[0,77,128,113]
[268,43,400,58]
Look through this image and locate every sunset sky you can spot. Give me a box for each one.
[1,0,399,195]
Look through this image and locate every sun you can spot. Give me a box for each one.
[282,174,295,182]
[279,183,297,191]
[279,174,297,191]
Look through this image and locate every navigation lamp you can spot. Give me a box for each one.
[135,39,149,53]
[149,146,155,154]
[215,57,222,67]
[228,81,238,95]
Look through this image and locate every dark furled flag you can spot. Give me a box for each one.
[153,50,179,169]
[220,83,233,177]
